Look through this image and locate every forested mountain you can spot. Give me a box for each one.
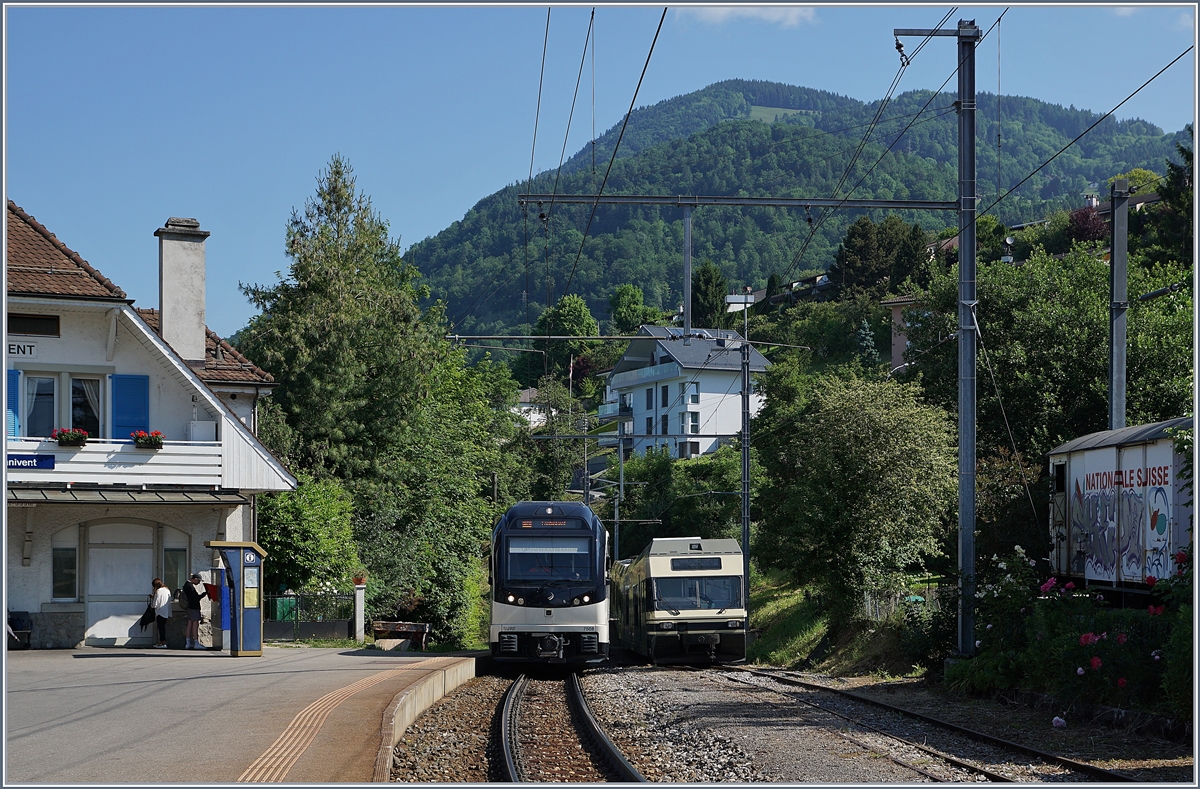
[408,79,1187,336]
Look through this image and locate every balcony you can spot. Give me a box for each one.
[597,402,633,422]
[6,438,223,487]
[609,361,681,389]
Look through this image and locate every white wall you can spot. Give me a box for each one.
[616,368,765,457]
[9,303,219,441]
[5,503,248,613]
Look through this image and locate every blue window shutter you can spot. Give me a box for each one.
[111,374,150,440]
[6,369,20,437]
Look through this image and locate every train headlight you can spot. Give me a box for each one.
[517,597,525,606]
[506,594,515,603]
[659,621,676,631]
[582,594,591,603]
[572,598,580,606]
[727,620,743,629]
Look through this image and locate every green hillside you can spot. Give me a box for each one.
[408,79,1186,336]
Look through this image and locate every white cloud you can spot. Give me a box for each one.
[1177,10,1194,30]
[676,6,816,28]
[1112,7,1138,17]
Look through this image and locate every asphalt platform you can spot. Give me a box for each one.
[4,646,480,783]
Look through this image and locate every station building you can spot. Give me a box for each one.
[5,201,295,648]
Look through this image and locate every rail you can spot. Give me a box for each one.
[567,673,647,782]
[500,673,646,783]
[727,666,1137,783]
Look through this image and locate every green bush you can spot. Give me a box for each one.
[1022,594,1172,710]
[1160,605,1193,719]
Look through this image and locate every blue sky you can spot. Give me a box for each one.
[5,4,1195,337]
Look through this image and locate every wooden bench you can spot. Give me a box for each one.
[371,621,431,651]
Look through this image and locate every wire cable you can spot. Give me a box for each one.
[976,44,1194,223]
[560,7,667,299]
[971,304,1040,525]
[545,12,596,216]
[780,10,1004,284]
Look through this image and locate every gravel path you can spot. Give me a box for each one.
[389,668,1193,783]
[583,667,932,783]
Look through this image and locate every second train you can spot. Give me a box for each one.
[610,537,747,664]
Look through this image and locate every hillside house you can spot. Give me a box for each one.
[598,326,770,459]
[5,202,295,648]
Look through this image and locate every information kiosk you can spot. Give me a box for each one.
[205,541,267,656]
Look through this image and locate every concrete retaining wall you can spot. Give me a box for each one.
[371,657,476,781]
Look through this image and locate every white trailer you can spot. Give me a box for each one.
[1048,417,1192,587]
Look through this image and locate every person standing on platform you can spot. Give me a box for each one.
[151,579,172,648]
[180,573,209,649]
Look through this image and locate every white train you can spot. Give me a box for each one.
[610,537,747,664]
[489,502,610,664]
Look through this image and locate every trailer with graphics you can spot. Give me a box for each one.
[1048,417,1192,597]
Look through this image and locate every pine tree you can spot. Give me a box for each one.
[692,260,729,329]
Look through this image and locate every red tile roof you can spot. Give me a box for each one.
[6,200,126,299]
[136,309,274,386]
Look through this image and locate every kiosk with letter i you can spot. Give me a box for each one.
[206,541,266,656]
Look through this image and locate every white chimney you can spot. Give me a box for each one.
[154,217,210,368]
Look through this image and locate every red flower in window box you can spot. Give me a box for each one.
[52,428,88,447]
[131,430,165,449]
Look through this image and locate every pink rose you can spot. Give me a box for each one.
[1090,656,1102,670]
[1117,678,1127,688]
[1146,575,1157,587]
[1116,633,1127,645]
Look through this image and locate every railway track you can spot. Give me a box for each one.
[500,673,646,783]
[716,666,1137,783]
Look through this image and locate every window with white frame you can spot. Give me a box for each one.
[51,525,79,600]
[688,381,700,404]
[661,414,669,436]
[71,377,102,437]
[25,376,56,437]
[682,411,699,434]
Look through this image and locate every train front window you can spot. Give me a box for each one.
[654,576,740,610]
[507,536,592,582]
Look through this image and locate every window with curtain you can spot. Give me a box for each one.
[72,378,101,436]
[25,376,55,437]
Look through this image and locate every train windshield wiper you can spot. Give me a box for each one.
[658,600,680,615]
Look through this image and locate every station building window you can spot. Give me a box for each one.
[51,525,79,601]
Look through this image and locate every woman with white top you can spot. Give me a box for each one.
[150,578,172,648]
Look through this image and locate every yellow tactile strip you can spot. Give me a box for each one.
[238,657,441,783]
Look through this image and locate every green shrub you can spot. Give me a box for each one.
[1160,604,1193,720]
[1022,595,1172,709]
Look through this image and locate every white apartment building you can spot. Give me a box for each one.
[598,326,770,459]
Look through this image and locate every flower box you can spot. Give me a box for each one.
[131,430,164,449]
[52,428,88,447]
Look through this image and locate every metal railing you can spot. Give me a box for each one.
[264,593,354,640]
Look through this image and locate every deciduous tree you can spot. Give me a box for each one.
[754,373,957,611]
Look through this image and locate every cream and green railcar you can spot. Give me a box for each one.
[610,537,746,664]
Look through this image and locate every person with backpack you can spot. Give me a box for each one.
[180,573,209,649]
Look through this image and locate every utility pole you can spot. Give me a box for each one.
[726,288,756,613]
[615,420,625,561]
[683,206,693,335]
[1109,178,1129,430]
[895,18,981,658]
[517,194,956,333]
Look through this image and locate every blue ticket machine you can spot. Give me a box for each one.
[205,541,266,656]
